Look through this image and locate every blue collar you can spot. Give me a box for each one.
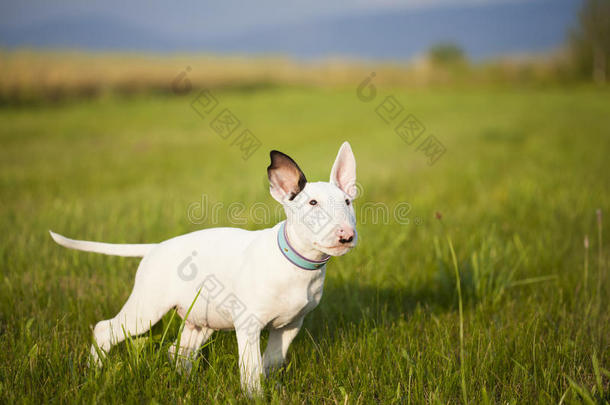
[277,221,330,270]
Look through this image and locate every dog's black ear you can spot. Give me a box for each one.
[267,150,307,203]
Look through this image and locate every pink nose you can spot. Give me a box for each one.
[336,226,355,244]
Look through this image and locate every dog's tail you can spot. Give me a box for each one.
[49,231,155,257]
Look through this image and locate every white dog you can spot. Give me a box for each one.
[50,142,357,394]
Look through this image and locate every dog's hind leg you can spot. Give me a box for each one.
[168,323,214,374]
[90,290,171,367]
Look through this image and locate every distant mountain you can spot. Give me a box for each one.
[0,0,581,60]
[0,15,176,51]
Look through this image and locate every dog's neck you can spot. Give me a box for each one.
[284,219,329,262]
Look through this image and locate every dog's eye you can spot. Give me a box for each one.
[309,200,317,206]
[345,199,351,206]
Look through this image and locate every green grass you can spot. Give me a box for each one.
[0,85,609,403]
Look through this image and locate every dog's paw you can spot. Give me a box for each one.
[168,345,193,375]
[175,359,193,375]
[88,346,104,369]
[242,382,263,398]
[262,354,284,376]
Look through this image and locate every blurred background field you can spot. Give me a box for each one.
[1,0,609,403]
[0,49,584,105]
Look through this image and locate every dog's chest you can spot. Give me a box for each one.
[268,269,325,329]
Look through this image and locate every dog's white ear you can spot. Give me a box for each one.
[267,150,307,203]
[330,141,357,198]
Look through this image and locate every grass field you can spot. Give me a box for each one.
[0,85,609,403]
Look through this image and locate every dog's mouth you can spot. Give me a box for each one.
[314,242,356,256]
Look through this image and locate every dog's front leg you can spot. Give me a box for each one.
[262,317,303,375]
[236,326,263,396]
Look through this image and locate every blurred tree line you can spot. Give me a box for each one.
[426,0,610,85]
[427,43,466,65]
[570,0,610,83]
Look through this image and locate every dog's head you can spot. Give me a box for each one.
[267,142,357,257]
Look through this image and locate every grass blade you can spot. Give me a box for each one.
[448,236,468,405]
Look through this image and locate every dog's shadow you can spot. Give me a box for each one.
[302,275,456,339]
[177,274,455,392]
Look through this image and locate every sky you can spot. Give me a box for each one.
[0,0,582,60]
[0,0,535,33]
